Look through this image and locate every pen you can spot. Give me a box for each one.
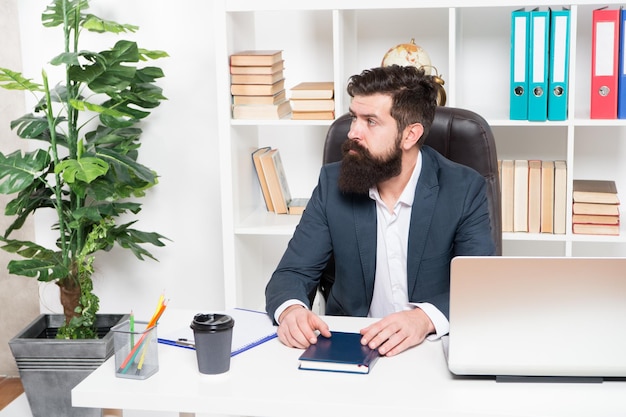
[157,338,196,350]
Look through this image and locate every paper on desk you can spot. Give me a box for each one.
[158,308,278,356]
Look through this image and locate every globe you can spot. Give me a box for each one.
[381,38,432,75]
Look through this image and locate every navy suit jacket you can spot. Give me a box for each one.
[265,145,496,321]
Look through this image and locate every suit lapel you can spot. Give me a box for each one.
[407,147,440,296]
[352,194,377,307]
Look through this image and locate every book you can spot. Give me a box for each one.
[231,71,284,85]
[500,159,515,232]
[233,90,287,105]
[230,79,285,96]
[527,160,542,233]
[254,148,308,215]
[572,202,620,216]
[252,147,274,211]
[292,111,335,120]
[230,61,284,75]
[157,308,278,356]
[572,214,620,225]
[287,198,309,215]
[229,50,283,66]
[573,179,619,204]
[553,160,567,234]
[572,223,620,235]
[298,331,380,374]
[259,149,292,214]
[290,82,335,99]
[540,160,555,233]
[513,159,529,232]
[290,98,335,112]
[232,100,292,120]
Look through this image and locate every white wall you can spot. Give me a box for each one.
[16,0,225,321]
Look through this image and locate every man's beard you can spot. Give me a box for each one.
[338,137,402,194]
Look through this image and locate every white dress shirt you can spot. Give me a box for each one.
[367,151,449,339]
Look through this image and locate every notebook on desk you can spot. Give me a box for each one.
[158,308,278,356]
[445,256,626,381]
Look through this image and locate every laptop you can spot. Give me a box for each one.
[445,256,626,381]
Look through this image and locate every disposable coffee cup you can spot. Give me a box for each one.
[190,313,235,374]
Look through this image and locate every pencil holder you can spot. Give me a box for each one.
[112,319,159,380]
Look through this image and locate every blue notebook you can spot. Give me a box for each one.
[298,331,380,374]
[158,308,278,356]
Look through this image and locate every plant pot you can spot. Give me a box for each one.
[8,313,127,417]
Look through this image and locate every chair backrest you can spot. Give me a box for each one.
[322,107,502,255]
[315,107,501,304]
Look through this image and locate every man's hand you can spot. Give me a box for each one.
[277,305,331,349]
[359,308,435,356]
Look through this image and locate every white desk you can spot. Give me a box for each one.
[72,309,626,417]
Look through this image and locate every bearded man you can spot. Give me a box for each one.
[265,65,495,356]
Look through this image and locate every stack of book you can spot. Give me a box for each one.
[230,50,291,119]
[572,179,620,235]
[252,147,309,215]
[289,82,335,120]
[499,159,567,234]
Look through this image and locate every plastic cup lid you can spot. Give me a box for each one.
[190,313,234,332]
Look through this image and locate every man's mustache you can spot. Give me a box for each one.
[342,139,367,155]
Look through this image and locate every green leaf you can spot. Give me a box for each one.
[9,114,68,147]
[110,223,169,261]
[3,183,54,237]
[102,99,150,120]
[138,49,169,61]
[98,113,136,129]
[106,40,141,63]
[55,156,109,184]
[85,125,141,148]
[135,66,166,83]
[0,68,44,92]
[87,64,136,94]
[0,237,68,281]
[68,202,142,232]
[50,51,81,66]
[69,99,132,118]
[0,150,51,194]
[8,258,69,281]
[96,147,156,184]
[82,14,138,34]
[42,0,89,28]
[69,42,140,94]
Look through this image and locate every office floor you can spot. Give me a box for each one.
[0,378,23,411]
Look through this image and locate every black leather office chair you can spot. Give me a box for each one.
[316,107,502,302]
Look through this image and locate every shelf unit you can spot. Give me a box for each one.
[214,0,626,309]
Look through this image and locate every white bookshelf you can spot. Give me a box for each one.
[214,0,626,309]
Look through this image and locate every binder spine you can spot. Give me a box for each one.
[547,9,571,121]
[591,7,620,119]
[618,8,626,119]
[528,9,550,122]
[510,9,530,120]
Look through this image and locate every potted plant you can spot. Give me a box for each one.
[0,0,168,415]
